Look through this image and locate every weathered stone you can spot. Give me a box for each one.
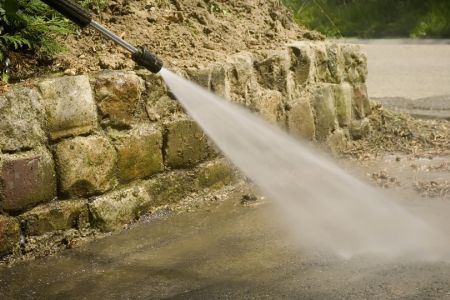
[287,99,316,140]
[325,43,345,83]
[350,118,371,140]
[0,148,56,213]
[254,51,289,94]
[252,89,283,124]
[90,184,152,232]
[55,135,117,197]
[164,118,213,169]
[109,124,163,183]
[341,44,368,84]
[333,83,353,127]
[352,84,371,119]
[39,75,97,140]
[0,215,20,257]
[197,159,234,189]
[94,71,145,125]
[312,85,337,141]
[312,42,332,83]
[0,86,46,152]
[227,52,257,103]
[326,129,347,156]
[144,170,196,206]
[210,63,231,99]
[146,95,182,122]
[288,42,314,86]
[19,199,89,236]
[186,67,210,89]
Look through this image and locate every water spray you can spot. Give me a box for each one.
[42,0,163,73]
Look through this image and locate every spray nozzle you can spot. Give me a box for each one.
[132,47,163,74]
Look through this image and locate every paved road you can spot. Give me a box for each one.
[340,39,450,119]
[345,39,450,100]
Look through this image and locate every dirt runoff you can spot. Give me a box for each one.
[8,0,320,81]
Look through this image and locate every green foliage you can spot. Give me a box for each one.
[0,0,74,55]
[283,0,450,38]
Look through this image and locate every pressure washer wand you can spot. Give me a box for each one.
[42,0,163,73]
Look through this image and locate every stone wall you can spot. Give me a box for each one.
[0,41,370,258]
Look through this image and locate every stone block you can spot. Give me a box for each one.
[144,171,196,206]
[186,67,210,89]
[312,85,337,141]
[197,159,234,189]
[288,42,314,86]
[341,44,368,84]
[287,99,316,140]
[39,75,97,140]
[0,86,46,152]
[252,89,283,124]
[254,51,290,94]
[19,199,89,236]
[227,52,257,103]
[352,84,371,119]
[325,43,345,84]
[164,118,213,169]
[312,42,332,83]
[0,148,56,213]
[55,135,117,198]
[350,118,371,140]
[94,71,145,125]
[90,185,152,232]
[0,215,20,257]
[210,63,231,99]
[109,124,163,183]
[326,129,347,156]
[333,83,353,127]
[146,95,182,122]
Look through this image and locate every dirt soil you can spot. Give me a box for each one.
[7,0,320,81]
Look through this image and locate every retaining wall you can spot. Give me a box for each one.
[0,41,370,257]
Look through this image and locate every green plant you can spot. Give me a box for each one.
[0,0,74,56]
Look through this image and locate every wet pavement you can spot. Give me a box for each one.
[1,155,449,299]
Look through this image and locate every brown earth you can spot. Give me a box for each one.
[7,0,322,81]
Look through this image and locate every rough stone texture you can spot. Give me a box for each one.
[0,215,20,257]
[227,52,257,104]
[109,125,163,183]
[352,84,371,119]
[90,185,151,232]
[255,51,289,95]
[0,148,56,213]
[333,83,353,127]
[197,159,234,189]
[287,99,316,140]
[341,44,368,84]
[145,171,197,206]
[350,118,371,140]
[146,95,182,122]
[312,85,337,141]
[19,199,89,236]
[94,71,145,125]
[252,89,284,124]
[288,42,314,86]
[39,75,97,140]
[0,86,46,152]
[165,118,214,169]
[55,135,117,198]
[326,129,347,156]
